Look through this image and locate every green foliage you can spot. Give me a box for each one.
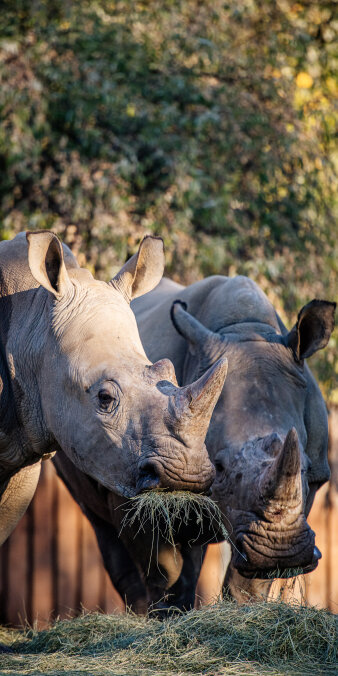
[0,0,336,397]
[1,600,337,675]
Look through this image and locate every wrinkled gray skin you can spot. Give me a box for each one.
[132,275,335,602]
[0,232,228,557]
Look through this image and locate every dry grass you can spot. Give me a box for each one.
[119,490,229,548]
[0,598,337,675]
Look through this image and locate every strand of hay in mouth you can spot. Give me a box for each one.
[1,599,337,675]
[119,490,229,548]
[268,567,304,580]
[245,567,304,581]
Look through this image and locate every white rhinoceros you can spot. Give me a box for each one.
[0,232,228,549]
[131,275,335,602]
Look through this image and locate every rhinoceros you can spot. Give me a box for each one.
[131,274,335,602]
[0,231,228,559]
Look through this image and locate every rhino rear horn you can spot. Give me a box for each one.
[149,358,179,386]
[172,357,228,437]
[171,300,227,373]
[260,428,302,504]
[111,236,164,302]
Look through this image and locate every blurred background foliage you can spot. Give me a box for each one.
[0,0,337,399]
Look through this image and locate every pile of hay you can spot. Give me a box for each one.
[1,599,337,675]
[119,490,229,547]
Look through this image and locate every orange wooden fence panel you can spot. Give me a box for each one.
[1,409,337,627]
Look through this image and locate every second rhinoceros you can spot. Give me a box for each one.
[132,274,335,602]
[0,231,228,555]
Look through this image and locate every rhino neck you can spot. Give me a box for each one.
[0,338,36,479]
[0,236,61,475]
[0,288,56,477]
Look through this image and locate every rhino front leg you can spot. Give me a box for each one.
[0,461,41,545]
[147,544,204,616]
[82,506,148,614]
[223,559,273,603]
[165,545,204,611]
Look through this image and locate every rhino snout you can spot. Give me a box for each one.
[232,519,318,578]
[136,455,214,495]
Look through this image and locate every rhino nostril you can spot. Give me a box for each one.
[313,545,322,562]
[262,432,283,456]
[215,460,225,475]
[137,459,161,493]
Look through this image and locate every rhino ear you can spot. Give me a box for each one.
[26,231,73,299]
[110,236,164,302]
[285,299,336,361]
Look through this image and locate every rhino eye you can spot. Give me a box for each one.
[98,389,118,413]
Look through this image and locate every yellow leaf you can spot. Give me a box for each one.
[126,104,136,117]
[291,3,303,14]
[296,72,313,89]
[326,77,337,94]
[330,388,338,405]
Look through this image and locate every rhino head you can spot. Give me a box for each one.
[171,298,335,578]
[24,232,228,497]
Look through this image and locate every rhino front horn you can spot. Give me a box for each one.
[172,357,228,435]
[260,427,302,504]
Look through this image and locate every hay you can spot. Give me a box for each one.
[247,568,304,581]
[1,598,337,675]
[119,490,229,549]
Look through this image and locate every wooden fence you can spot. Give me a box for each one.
[1,409,337,627]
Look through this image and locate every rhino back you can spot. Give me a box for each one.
[133,275,280,380]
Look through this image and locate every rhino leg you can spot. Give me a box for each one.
[166,545,203,610]
[147,544,204,616]
[0,462,41,546]
[82,505,148,614]
[223,559,273,603]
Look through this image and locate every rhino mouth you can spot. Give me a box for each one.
[238,547,321,579]
[136,454,215,495]
[232,529,319,579]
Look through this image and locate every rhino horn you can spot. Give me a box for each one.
[172,357,228,436]
[260,428,302,504]
[149,358,179,386]
[170,301,227,374]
